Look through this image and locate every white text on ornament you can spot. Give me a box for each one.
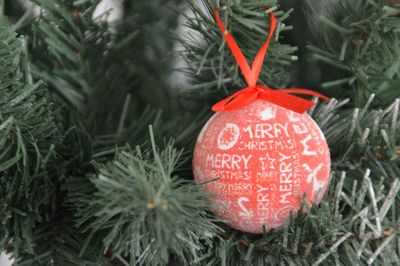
[207,169,251,181]
[238,139,295,151]
[300,135,317,156]
[206,154,252,170]
[243,123,289,139]
[212,182,252,196]
[279,152,294,204]
[293,122,309,134]
[257,184,271,223]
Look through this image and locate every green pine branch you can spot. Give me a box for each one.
[1,0,399,265]
[308,0,400,106]
[311,94,400,161]
[24,0,204,152]
[66,127,221,266]
[17,212,112,266]
[0,24,60,259]
[189,168,399,265]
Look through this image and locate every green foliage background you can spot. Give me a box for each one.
[0,0,400,265]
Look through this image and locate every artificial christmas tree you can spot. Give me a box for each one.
[1,0,400,265]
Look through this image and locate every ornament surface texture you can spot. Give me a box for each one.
[193,99,331,233]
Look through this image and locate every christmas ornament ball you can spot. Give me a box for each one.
[193,99,331,234]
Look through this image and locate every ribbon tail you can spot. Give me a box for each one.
[258,87,317,114]
[212,88,259,112]
[280,88,330,102]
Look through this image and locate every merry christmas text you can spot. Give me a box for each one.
[242,122,289,139]
[206,154,252,170]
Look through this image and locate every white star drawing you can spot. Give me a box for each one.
[259,153,275,171]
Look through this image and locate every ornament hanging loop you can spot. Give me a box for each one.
[214,8,276,87]
[212,7,329,113]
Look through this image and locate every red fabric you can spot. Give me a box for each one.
[194,100,331,233]
[212,8,329,113]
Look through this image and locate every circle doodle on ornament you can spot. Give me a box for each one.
[217,123,240,150]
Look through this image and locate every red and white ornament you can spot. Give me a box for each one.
[193,99,331,234]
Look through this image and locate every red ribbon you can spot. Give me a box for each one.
[212,8,329,113]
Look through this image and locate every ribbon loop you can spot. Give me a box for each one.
[214,8,276,87]
[212,7,330,113]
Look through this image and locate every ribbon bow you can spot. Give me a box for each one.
[212,8,329,113]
